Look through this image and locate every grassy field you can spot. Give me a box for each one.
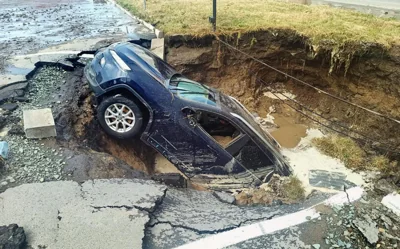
[116,0,400,47]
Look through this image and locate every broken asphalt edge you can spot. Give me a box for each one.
[0,57,82,105]
[104,0,164,38]
[174,186,365,249]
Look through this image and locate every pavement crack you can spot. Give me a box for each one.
[141,188,169,249]
[237,213,278,227]
[91,204,153,213]
[146,213,278,235]
[147,220,239,235]
[343,185,351,203]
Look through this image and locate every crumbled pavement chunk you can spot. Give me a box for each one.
[0,103,18,112]
[0,224,26,249]
[312,244,320,249]
[8,124,24,135]
[353,215,379,244]
[213,191,236,204]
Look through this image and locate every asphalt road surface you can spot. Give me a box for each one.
[0,0,153,57]
[313,0,400,18]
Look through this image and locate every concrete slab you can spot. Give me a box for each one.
[382,192,400,217]
[82,178,167,212]
[0,82,28,102]
[0,179,167,249]
[53,204,148,249]
[151,38,165,60]
[23,108,57,138]
[0,74,26,87]
[0,181,82,248]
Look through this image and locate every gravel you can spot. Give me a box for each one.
[11,67,67,114]
[310,196,400,249]
[5,135,66,183]
[0,67,68,191]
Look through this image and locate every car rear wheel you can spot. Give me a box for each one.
[97,95,143,139]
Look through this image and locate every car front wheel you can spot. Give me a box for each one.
[97,95,143,139]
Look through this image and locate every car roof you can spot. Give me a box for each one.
[113,42,177,82]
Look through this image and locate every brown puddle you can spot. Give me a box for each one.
[269,114,308,148]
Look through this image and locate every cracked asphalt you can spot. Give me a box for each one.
[0,179,167,249]
[0,178,334,249]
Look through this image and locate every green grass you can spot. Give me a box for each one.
[117,0,400,48]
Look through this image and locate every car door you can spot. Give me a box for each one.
[146,108,224,177]
[192,110,276,180]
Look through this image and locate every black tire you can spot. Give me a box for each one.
[97,95,143,139]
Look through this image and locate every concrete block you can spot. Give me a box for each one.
[23,109,56,138]
[382,192,400,217]
[155,29,164,39]
[151,38,165,60]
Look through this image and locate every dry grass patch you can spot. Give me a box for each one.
[313,135,400,186]
[281,175,305,202]
[312,135,366,169]
[117,0,400,47]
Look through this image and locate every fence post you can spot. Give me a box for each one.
[209,0,216,31]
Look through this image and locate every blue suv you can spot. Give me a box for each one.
[84,42,291,189]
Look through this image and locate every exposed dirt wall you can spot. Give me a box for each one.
[165,31,400,156]
[55,68,156,174]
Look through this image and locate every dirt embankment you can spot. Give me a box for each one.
[54,68,156,175]
[165,31,400,157]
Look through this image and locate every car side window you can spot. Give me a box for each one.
[195,110,274,170]
[195,111,240,148]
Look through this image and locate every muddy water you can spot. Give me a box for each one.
[0,0,152,57]
[153,153,182,174]
[269,114,308,148]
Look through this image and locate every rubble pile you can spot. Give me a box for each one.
[235,174,305,205]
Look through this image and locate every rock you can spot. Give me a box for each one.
[0,115,6,129]
[0,224,26,249]
[212,191,236,204]
[40,178,44,182]
[23,108,57,138]
[382,193,400,217]
[0,103,18,112]
[353,216,379,244]
[13,96,29,102]
[312,244,321,249]
[8,125,24,135]
[375,179,397,195]
[7,176,15,183]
